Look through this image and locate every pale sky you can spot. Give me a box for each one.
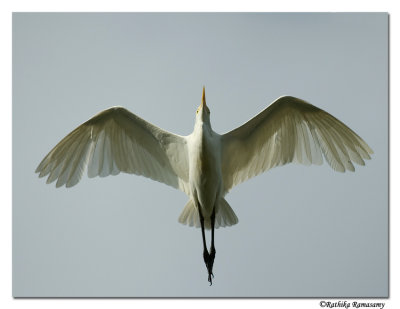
[13,13,388,297]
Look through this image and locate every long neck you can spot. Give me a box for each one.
[194,120,213,138]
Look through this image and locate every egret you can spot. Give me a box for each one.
[36,87,373,284]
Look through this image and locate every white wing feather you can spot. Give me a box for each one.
[36,106,190,193]
[221,96,373,193]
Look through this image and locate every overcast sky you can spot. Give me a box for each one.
[13,13,387,297]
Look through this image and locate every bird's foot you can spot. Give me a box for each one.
[208,270,214,285]
[206,247,216,285]
[202,247,216,285]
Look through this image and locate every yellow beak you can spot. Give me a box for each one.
[202,86,206,108]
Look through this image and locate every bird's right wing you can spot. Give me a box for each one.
[220,96,373,193]
[36,107,190,193]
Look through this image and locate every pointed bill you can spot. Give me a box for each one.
[202,86,206,107]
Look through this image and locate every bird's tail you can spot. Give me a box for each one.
[178,198,238,229]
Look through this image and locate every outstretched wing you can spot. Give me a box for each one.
[36,106,190,193]
[221,96,373,193]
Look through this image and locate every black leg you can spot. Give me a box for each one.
[207,207,216,285]
[198,206,209,267]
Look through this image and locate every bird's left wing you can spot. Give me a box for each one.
[36,107,190,193]
[220,96,373,193]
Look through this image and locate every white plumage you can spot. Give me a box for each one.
[36,106,190,192]
[220,96,372,192]
[36,88,373,284]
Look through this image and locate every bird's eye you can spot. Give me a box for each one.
[196,110,199,114]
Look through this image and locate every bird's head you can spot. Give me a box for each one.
[196,86,211,125]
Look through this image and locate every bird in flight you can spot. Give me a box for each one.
[36,87,373,285]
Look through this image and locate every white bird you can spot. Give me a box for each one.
[36,87,373,284]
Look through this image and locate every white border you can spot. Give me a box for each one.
[2,1,396,309]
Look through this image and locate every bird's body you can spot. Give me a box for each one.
[36,87,373,285]
[188,122,222,220]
